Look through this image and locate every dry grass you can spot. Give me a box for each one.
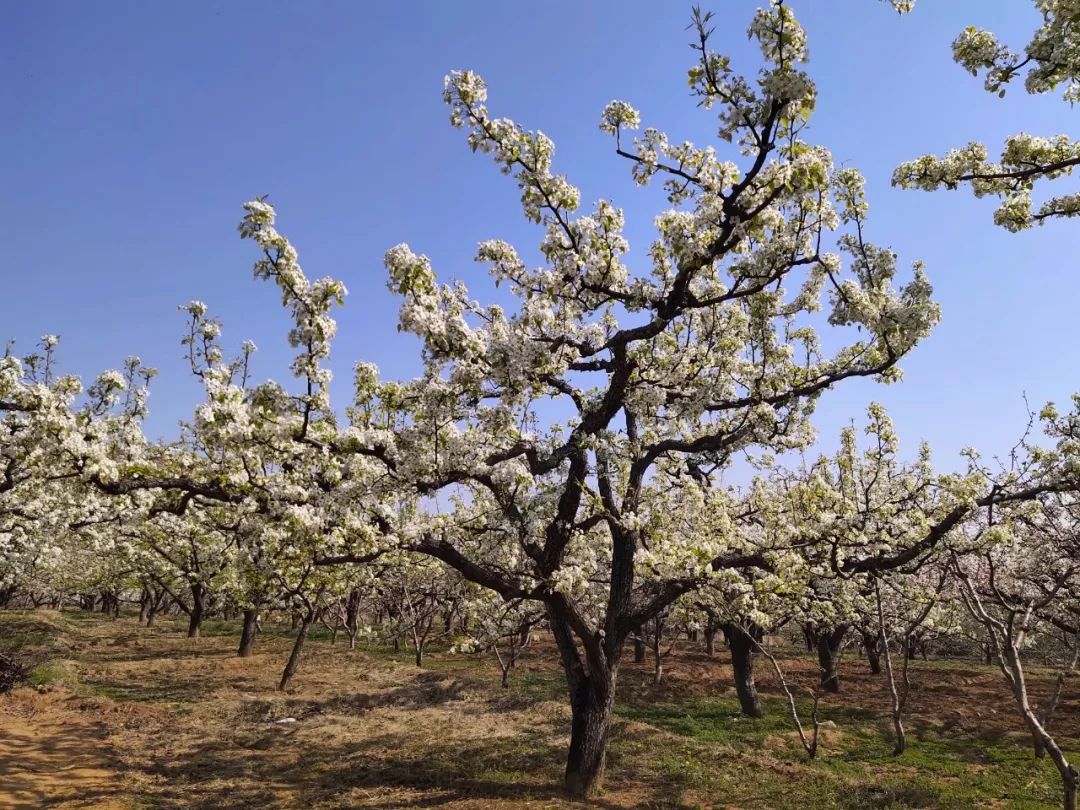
[0,611,1077,809]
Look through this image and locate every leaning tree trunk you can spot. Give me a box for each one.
[724,624,763,718]
[279,613,313,691]
[238,608,259,657]
[812,625,847,693]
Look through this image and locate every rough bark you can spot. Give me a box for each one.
[724,623,763,718]
[810,624,847,693]
[238,608,259,657]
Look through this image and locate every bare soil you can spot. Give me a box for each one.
[1,613,1076,809]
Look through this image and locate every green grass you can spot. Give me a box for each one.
[613,691,1072,809]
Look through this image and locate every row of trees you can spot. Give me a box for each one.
[3,0,1079,805]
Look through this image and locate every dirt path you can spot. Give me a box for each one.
[0,690,127,809]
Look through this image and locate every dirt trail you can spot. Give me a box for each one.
[0,691,126,809]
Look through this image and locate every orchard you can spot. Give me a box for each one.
[3,2,1080,808]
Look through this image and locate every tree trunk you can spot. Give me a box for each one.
[238,609,259,657]
[564,674,616,799]
[704,620,717,657]
[633,629,646,664]
[346,589,361,650]
[138,589,150,624]
[187,586,205,639]
[0,584,17,609]
[862,631,882,675]
[813,625,847,693]
[724,624,763,718]
[278,615,312,691]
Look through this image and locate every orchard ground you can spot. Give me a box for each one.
[0,610,1076,809]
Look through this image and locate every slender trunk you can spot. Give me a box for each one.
[1002,643,1078,810]
[704,620,717,657]
[724,624,763,718]
[278,614,312,691]
[346,589,361,650]
[633,627,646,664]
[238,609,259,657]
[651,617,664,685]
[138,589,150,624]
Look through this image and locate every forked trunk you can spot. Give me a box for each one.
[238,608,259,657]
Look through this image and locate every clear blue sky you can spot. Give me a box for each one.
[3,1,1077,469]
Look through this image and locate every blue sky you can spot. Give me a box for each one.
[3,0,1077,470]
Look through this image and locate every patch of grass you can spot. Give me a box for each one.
[0,610,74,654]
[27,658,78,688]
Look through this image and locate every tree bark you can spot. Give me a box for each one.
[238,608,259,657]
[346,589,361,650]
[862,631,882,675]
[186,585,205,639]
[548,604,619,800]
[724,624,763,718]
[811,625,847,693]
[564,670,615,799]
[278,614,312,691]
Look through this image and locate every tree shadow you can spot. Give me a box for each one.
[129,730,642,809]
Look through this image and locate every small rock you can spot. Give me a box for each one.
[274,717,297,724]
[818,720,838,729]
